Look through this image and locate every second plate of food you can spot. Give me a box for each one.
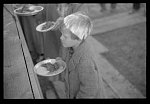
[36,21,55,32]
[34,59,66,77]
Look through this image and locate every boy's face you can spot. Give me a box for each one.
[60,26,79,48]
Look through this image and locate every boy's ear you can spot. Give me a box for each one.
[74,38,82,43]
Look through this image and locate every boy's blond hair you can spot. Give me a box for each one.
[64,12,93,40]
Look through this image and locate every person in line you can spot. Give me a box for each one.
[57,3,86,17]
[110,3,117,12]
[99,3,117,13]
[56,12,106,98]
[129,3,141,14]
[99,3,107,12]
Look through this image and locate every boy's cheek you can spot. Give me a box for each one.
[62,43,68,48]
[62,41,71,48]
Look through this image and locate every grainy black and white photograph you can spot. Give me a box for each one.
[3,3,146,99]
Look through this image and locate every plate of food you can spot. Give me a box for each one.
[34,59,66,77]
[36,21,56,32]
[14,5,44,16]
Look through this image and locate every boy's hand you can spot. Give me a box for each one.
[52,17,64,30]
[56,57,63,61]
[57,17,64,22]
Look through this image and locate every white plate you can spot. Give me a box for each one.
[36,21,55,32]
[14,6,44,16]
[34,59,66,77]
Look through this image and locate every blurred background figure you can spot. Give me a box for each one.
[110,3,117,12]
[57,3,86,17]
[99,3,106,12]
[99,3,117,13]
[57,3,69,17]
[129,3,141,14]
[129,3,146,16]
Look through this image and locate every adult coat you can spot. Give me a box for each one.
[60,36,106,99]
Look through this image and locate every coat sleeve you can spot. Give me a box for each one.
[76,58,99,99]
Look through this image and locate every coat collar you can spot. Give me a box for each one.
[68,37,92,72]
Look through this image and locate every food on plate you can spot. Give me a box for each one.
[37,67,49,75]
[41,62,60,72]
[16,5,34,13]
[41,22,54,30]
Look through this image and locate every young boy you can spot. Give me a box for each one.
[58,12,106,99]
